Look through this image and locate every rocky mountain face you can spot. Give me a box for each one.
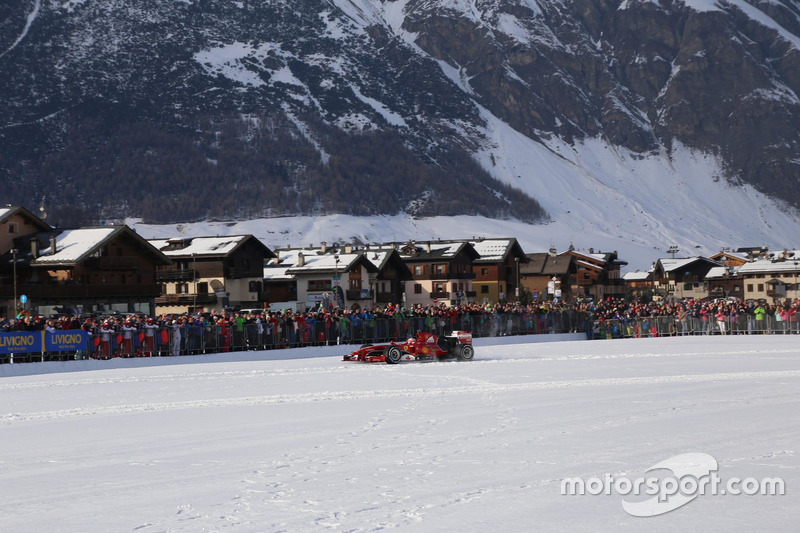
[1,0,799,226]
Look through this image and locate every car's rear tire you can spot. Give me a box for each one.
[385,345,403,364]
[457,344,474,361]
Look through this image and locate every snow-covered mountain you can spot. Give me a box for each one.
[3,0,800,262]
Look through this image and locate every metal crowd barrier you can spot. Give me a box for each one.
[5,311,798,364]
[587,314,800,339]
[1,311,586,363]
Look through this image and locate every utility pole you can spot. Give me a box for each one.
[10,249,19,319]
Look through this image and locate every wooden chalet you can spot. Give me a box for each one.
[519,249,577,302]
[396,241,479,307]
[1,224,171,317]
[283,245,381,310]
[652,257,721,300]
[469,238,528,303]
[150,235,276,313]
[566,248,627,301]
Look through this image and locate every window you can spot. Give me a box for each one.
[8,223,17,234]
[435,264,446,275]
[480,285,489,294]
[197,282,208,294]
[757,284,764,292]
[414,284,422,294]
[308,280,332,291]
[177,283,189,294]
[414,265,423,275]
[434,282,445,293]
[452,283,458,292]
[249,280,262,293]
[747,284,753,292]
[481,267,489,275]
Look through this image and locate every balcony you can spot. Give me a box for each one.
[418,274,475,281]
[430,291,450,299]
[346,289,373,300]
[0,283,163,300]
[157,269,197,282]
[226,267,260,279]
[155,293,218,305]
[375,291,396,303]
[83,256,140,270]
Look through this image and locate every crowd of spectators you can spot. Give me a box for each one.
[2,296,798,361]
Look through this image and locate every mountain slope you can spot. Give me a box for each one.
[1,0,799,233]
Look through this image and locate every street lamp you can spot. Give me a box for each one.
[10,248,18,318]
[192,253,197,313]
[334,254,340,308]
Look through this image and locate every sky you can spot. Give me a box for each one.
[1,334,797,532]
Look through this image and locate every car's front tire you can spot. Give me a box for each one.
[384,345,403,364]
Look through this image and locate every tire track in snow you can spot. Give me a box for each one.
[3,345,797,391]
[0,0,41,60]
[4,369,800,424]
[0,365,359,391]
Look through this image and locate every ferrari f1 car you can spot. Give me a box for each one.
[344,331,474,364]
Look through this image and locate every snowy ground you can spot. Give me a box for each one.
[1,335,797,532]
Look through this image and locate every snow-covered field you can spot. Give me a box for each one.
[1,335,797,532]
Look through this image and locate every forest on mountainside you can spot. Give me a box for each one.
[3,109,547,227]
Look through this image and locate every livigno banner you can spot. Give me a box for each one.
[0,330,89,354]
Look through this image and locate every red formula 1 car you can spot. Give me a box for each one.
[344,331,474,364]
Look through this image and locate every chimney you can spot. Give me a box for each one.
[426,241,431,253]
[345,244,353,254]
[50,235,57,255]
[297,252,305,267]
[549,245,557,258]
[31,239,38,259]
[320,241,327,253]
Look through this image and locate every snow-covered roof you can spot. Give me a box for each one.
[0,207,10,220]
[568,250,610,263]
[150,236,247,257]
[623,270,652,281]
[657,257,719,272]
[397,241,470,260]
[712,250,749,262]
[704,266,739,279]
[266,247,397,280]
[363,250,391,269]
[289,253,360,273]
[576,259,602,271]
[32,228,117,265]
[764,250,800,261]
[738,259,800,275]
[263,262,294,281]
[470,239,516,262]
